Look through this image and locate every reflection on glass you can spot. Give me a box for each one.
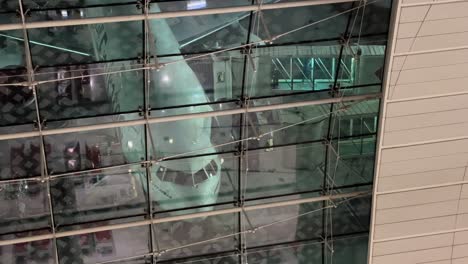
[57,225,150,264]
[28,20,142,66]
[327,135,376,188]
[36,60,144,121]
[243,202,322,247]
[326,235,369,264]
[247,242,322,264]
[245,104,329,149]
[337,37,387,88]
[45,126,146,174]
[153,213,238,260]
[149,114,241,159]
[243,143,325,199]
[330,195,371,236]
[348,0,392,37]
[50,165,147,227]
[0,30,25,68]
[150,153,238,212]
[0,180,51,235]
[0,29,29,127]
[106,256,150,264]
[149,53,244,109]
[148,7,249,55]
[166,253,239,264]
[23,0,139,10]
[246,42,343,98]
[255,3,351,45]
[331,99,379,139]
[0,137,43,180]
[155,0,251,12]
[0,237,55,264]
[27,3,141,21]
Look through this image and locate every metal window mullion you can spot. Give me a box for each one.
[0,93,381,141]
[237,3,255,261]
[142,1,157,263]
[0,0,360,31]
[16,1,60,263]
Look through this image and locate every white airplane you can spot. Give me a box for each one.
[84,2,224,213]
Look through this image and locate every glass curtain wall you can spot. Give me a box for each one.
[0,0,392,263]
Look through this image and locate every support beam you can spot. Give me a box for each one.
[0,0,358,31]
[0,191,369,246]
[0,93,381,141]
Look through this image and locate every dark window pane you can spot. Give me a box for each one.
[255,3,352,45]
[0,236,55,264]
[45,126,146,174]
[0,136,43,180]
[0,180,51,235]
[36,60,144,121]
[153,213,238,260]
[50,165,148,227]
[57,225,150,264]
[244,143,325,200]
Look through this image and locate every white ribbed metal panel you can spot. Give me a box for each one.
[369,0,468,263]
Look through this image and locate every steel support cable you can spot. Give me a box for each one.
[100,191,370,264]
[0,0,360,31]
[0,99,366,186]
[0,0,383,88]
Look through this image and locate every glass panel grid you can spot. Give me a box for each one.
[0,0,392,263]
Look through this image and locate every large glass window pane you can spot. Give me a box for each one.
[0,30,25,68]
[331,99,380,139]
[253,3,352,45]
[347,0,392,37]
[27,3,140,21]
[159,253,239,264]
[327,135,376,188]
[0,137,43,180]
[326,235,369,264]
[44,126,146,174]
[0,180,51,235]
[149,114,241,159]
[149,53,244,109]
[336,36,387,88]
[0,2,21,24]
[246,42,342,98]
[0,236,56,264]
[106,256,151,264]
[23,0,138,10]
[57,225,150,264]
[330,194,371,236]
[243,143,325,200]
[36,60,144,121]
[243,201,322,247]
[155,0,251,12]
[50,165,148,227]
[245,104,330,149]
[151,153,238,213]
[247,242,322,264]
[148,7,249,55]
[153,213,238,261]
[28,21,143,66]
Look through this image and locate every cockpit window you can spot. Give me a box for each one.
[206,160,218,176]
[155,159,218,186]
[193,169,208,184]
